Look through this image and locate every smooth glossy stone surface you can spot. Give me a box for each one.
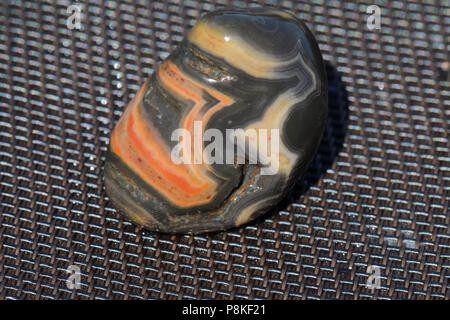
[104,8,328,233]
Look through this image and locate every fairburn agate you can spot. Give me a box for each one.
[104,8,328,233]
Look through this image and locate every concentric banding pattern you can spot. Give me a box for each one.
[104,8,328,233]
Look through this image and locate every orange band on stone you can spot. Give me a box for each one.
[111,61,234,207]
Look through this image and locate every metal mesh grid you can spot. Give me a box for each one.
[0,0,449,299]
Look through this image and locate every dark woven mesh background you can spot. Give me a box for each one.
[0,0,449,299]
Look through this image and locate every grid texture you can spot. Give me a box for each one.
[0,0,449,299]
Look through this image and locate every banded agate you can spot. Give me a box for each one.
[104,8,328,233]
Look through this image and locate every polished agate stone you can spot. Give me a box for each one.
[104,8,328,233]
